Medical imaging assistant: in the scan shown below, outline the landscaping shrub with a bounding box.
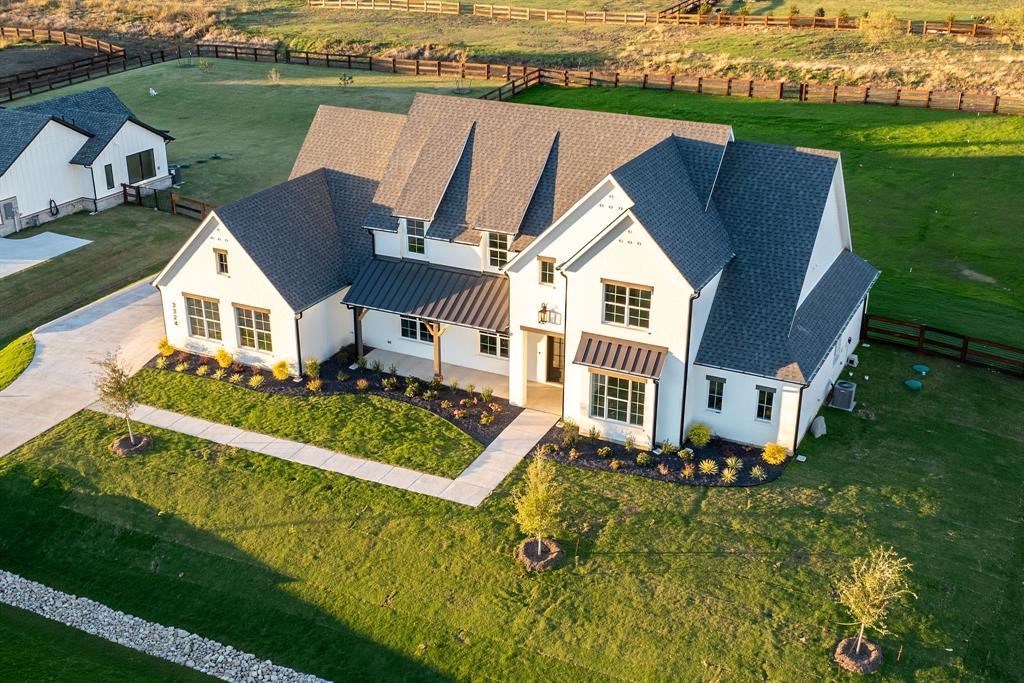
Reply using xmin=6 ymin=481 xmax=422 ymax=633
xmin=488 ymin=402 xmax=502 ymax=413
xmin=750 ymin=465 xmax=768 ymax=481
xmin=568 ymin=448 xmax=580 ymax=461
xmin=481 ymin=387 xmax=493 ymax=402
xmin=381 ymin=376 xmax=398 ymax=391
xmin=725 ymin=455 xmax=743 ymax=471
xmin=535 ymin=443 xmax=558 ymax=457
xmin=788 ymin=3 xmax=800 ymax=15
xmin=157 ymin=337 xmax=175 ymax=357
xmin=624 ymin=435 xmax=636 ymax=454
xmin=405 ymin=384 xmax=419 ymax=398
xmin=588 ymin=426 xmax=600 ymax=442
xmin=215 ymin=348 xmax=232 ymax=368
xmin=561 ymin=431 xmax=578 ymax=450
xmin=814 ymin=6 xmax=825 ymax=17
xmin=448 ymin=378 xmax=459 ymax=393
xmin=212 ymin=368 xmax=226 ymax=380
xmin=480 ymin=412 xmax=494 ymax=425
xmin=659 ymin=441 xmax=678 ymax=456
xmin=429 ymin=376 xmax=443 ymax=391
xmin=195 ymin=365 xmax=209 ymax=376
xmin=154 ymin=357 xmax=167 ymax=369
xmin=174 ymin=362 xmax=189 ymax=373
xmin=861 ymin=10 xmax=901 ymax=43
xmin=248 ymin=374 xmax=265 ymax=388
xmin=440 ymin=400 xmax=453 ymax=410
xmin=657 ymin=463 xmax=670 ymax=476
xmin=272 ymin=360 xmax=291 ymax=381
xmin=355 ymin=378 xmax=369 ymax=391
xmin=336 ymin=371 xmax=349 ymax=382
xmin=720 ymin=467 xmax=738 ymax=484
xmin=597 ymin=446 xmax=612 ymax=458
xmin=452 ymin=408 xmax=467 ymax=419
xmin=762 ymin=443 xmax=789 ymax=465
xmin=305 ymin=358 xmax=321 ymax=379
xmin=306 ymin=378 xmax=323 ymax=392
xmin=681 ymin=447 xmax=694 ymax=460
xmin=459 ymin=398 xmax=472 ymax=408
xmin=229 ymin=373 xmax=243 ymax=384
xmin=465 ymin=383 xmax=475 ymax=395
xmin=176 ymin=351 xmax=190 ymax=362
xmin=636 ymin=452 xmax=652 ymax=467
xmin=388 ymin=363 xmax=398 ymax=376
xmin=370 ymin=359 xmax=382 ymax=374
xmin=609 ymin=459 xmax=623 ymax=471
xmin=681 ymin=463 xmax=695 ymax=479
xmin=423 ymin=389 xmax=439 ymax=400
xmin=698 ymin=459 xmax=719 ymax=476
xmin=687 ymin=423 xmax=712 ymax=447
xmin=356 ymin=356 xmax=367 ymax=370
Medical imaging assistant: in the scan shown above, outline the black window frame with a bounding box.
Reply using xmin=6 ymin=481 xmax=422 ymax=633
xmin=400 ymin=315 xmax=432 ymax=342
xmin=126 ymin=148 xmax=156 ymax=184
xmin=406 ymin=219 xmax=426 ymax=255
xmin=103 ymin=163 xmax=115 ymax=190
xmin=707 ymin=376 xmax=725 ymax=412
xmin=756 ymin=386 xmax=775 ymax=422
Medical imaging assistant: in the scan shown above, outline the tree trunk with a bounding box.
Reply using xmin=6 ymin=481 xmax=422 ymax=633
xmin=125 ymin=415 xmax=134 ymax=445
xmin=855 ymin=622 xmax=865 ymax=655
xmin=536 ymin=535 xmax=542 ymax=556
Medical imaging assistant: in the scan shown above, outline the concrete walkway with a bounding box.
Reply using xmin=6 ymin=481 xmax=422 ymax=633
xmin=94 ymin=402 xmax=557 ymax=507
xmin=0 ymin=280 xmax=161 ymax=457
xmin=0 ymin=232 xmax=92 ymax=278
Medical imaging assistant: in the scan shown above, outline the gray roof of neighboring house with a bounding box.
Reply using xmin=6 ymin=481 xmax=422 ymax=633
xmin=695 ymin=140 xmax=877 ymax=383
xmin=573 ymin=332 xmax=669 ymax=379
xmin=365 ymin=93 xmax=732 ymax=250
xmin=609 ymin=136 xmax=734 ymax=290
xmin=343 ymin=257 xmax=510 ymax=332
xmin=17 ymin=86 xmax=171 ymax=166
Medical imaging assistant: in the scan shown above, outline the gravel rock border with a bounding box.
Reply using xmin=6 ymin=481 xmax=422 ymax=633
xmin=0 ymin=570 xmax=330 ymax=682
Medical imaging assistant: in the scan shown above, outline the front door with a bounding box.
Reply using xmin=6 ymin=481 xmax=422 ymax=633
xmin=546 ymin=335 xmax=564 ymax=384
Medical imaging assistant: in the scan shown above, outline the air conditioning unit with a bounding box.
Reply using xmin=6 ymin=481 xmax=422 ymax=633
xmin=830 ymin=380 xmax=857 ymax=411
xmin=846 ymin=354 xmax=859 ymax=368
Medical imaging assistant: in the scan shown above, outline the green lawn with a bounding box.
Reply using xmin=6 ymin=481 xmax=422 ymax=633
xmin=511 ymin=85 xmax=1024 ymax=344
xmin=0 ymin=604 xmax=212 ymax=682
xmin=133 ymin=368 xmax=483 ymax=478
xmin=1 ymin=344 xmax=1021 ymax=680
xmin=0 ymin=333 xmax=34 ymax=391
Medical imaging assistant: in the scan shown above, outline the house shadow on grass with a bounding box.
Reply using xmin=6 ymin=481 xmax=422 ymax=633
xmin=0 ymin=461 xmax=451 ymax=683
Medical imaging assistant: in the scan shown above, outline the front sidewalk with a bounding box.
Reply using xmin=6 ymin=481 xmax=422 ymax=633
xmin=94 ymin=402 xmax=557 ymax=507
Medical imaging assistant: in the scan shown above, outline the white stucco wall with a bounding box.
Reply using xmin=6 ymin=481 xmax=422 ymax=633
xmin=88 ymin=120 xmax=171 ymax=203
xmin=0 ymin=120 xmax=90 ymax=222
xmin=685 ymin=366 xmax=800 ymax=448
xmin=797 ymin=168 xmax=851 ymax=307
xmin=298 ymin=286 xmax=354 ymax=364
xmin=157 ymin=214 xmax=298 ymax=369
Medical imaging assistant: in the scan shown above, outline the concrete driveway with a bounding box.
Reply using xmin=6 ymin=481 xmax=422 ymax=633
xmin=0 ymin=280 xmax=162 ymax=457
xmin=0 ymin=232 xmax=92 ymax=278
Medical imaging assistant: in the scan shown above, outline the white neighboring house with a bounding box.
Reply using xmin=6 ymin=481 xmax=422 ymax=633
xmin=0 ymin=87 xmax=172 ymax=235
xmin=157 ymin=94 xmax=878 ymax=451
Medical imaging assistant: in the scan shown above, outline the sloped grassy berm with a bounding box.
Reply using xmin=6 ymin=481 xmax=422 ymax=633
xmin=132 ymin=366 xmax=483 ymax=479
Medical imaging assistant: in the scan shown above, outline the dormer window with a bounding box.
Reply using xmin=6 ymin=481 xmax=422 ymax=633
xmin=488 ymin=233 xmax=510 ymax=268
xmin=407 ymin=219 xmax=425 ymax=255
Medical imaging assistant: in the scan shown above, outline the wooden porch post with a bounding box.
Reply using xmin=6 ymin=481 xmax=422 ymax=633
xmin=353 ymin=306 xmax=367 ymax=359
xmin=423 ymin=322 xmax=449 ymax=379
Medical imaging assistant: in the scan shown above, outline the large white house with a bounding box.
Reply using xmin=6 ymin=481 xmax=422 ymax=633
xmin=155 ymin=94 xmax=878 ymax=450
xmin=0 ymin=87 xmax=173 ymax=235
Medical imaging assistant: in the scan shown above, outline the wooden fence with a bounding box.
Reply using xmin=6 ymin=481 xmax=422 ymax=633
xmin=305 ymin=0 xmax=1004 ymax=37
xmin=862 ymin=314 xmax=1024 ymax=377
xmin=170 ymin=193 xmax=215 ymax=220
xmin=0 ymin=26 xmax=125 ymax=54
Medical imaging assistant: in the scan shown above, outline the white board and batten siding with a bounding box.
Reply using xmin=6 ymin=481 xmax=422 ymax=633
xmin=89 ymin=120 xmax=172 ymax=204
xmin=0 ymin=121 xmax=88 ymax=222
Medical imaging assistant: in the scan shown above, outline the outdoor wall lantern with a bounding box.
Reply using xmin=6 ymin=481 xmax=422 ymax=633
xmin=538 ymin=304 xmax=549 ymax=324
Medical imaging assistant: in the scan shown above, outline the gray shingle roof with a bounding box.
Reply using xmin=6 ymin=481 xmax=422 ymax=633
xmin=610 ymin=136 xmax=734 ymax=290
xmin=366 ymin=93 xmax=731 ymax=248
xmin=17 ymin=87 xmax=171 ymax=165
xmin=0 ymin=110 xmax=66 ymax=176
xmin=573 ymin=332 xmax=669 ymax=379
xmin=343 ymin=257 xmax=509 ymax=332
xmin=695 ymin=140 xmax=874 ymax=383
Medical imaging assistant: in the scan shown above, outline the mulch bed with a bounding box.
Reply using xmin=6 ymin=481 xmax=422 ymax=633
xmin=834 ymin=636 xmax=883 ymax=674
xmin=535 ymin=424 xmax=791 ymax=487
xmin=110 ymin=433 xmax=152 ymax=456
xmin=517 ymin=538 xmax=562 ymax=571
xmin=145 ymin=345 xmax=522 ymax=448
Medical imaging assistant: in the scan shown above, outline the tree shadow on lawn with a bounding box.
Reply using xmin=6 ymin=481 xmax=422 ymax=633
xmin=0 ymin=461 xmax=451 ymax=683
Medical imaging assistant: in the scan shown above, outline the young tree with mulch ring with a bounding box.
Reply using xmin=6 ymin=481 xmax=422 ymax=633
xmin=834 ymin=546 xmax=916 ymax=673
xmin=513 ymin=450 xmax=563 ymax=569
xmin=95 ymin=350 xmax=149 ymax=454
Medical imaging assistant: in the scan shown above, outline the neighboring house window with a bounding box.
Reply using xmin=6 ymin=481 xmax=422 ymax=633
xmin=590 ymin=373 xmax=645 ymax=426
xmin=756 ymin=386 xmax=775 ymax=422
xmin=184 ymin=295 xmax=221 ymax=340
xmin=400 ymin=315 xmax=432 ymax=342
xmin=214 ymin=249 xmax=229 ymax=275
xmin=488 ymin=233 xmax=510 ymax=268
xmin=538 ymin=257 xmax=555 ymax=285
xmin=707 ymin=376 xmax=725 ymax=412
xmin=126 ymin=149 xmax=156 ymax=184
xmin=603 ymin=281 xmax=651 ymax=328
xmin=104 ymin=164 xmax=115 ymax=190
xmin=235 ymin=306 xmax=272 ymax=351
xmin=479 ymin=332 xmax=509 ymax=358
xmin=407 ymin=219 xmax=425 ymax=255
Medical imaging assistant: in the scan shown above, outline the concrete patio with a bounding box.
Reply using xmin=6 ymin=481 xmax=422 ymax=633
xmin=0 ymin=232 xmax=91 ymax=278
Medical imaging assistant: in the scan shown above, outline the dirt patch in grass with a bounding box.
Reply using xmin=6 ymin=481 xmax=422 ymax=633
xmin=0 ymin=42 xmax=101 ymax=78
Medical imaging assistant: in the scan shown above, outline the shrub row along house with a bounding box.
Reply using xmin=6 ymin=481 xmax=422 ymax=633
xmin=0 ymin=87 xmax=172 ymax=235
xmin=156 ymin=94 xmax=878 ymax=450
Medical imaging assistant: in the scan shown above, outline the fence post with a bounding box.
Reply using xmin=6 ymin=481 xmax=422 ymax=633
xmin=916 ymin=324 xmax=925 ymax=351
xmin=960 ymin=336 xmax=969 ymax=362
xmin=171 ymin=194 xmax=178 ymax=215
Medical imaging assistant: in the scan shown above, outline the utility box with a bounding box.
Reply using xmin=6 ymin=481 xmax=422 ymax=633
xmin=168 ymin=164 xmax=183 ymax=186
xmin=830 ymin=380 xmax=857 ymax=411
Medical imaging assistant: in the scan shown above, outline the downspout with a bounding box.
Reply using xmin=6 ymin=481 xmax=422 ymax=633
xmin=650 ymin=379 xmax=660 ymax=448
xmin=678 ymin=291 xmax=700 ymax=447
xmin=293 ymin=311 xmax=303 ymax=381
xmin=87 ymin=165 xmax=99 ymax=213
xmin=792 ymin=384 xmax=806 ymax=453
xmin=558 ymin=267 xmax=569 ymax=419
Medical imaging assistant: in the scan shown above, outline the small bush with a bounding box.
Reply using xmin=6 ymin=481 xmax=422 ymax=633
xmin=465 ymin=383 xmax=475 ymax=395
xmin=838 ymin=7 xmax=849 ymax=19
xmin=561 ymin=431 xmax=578 ymax=450
xmin=388 ymin=363 xmax=398 ymax=376
xmin=609 ymin=459 xmax=623 ymax=471
xmin=405 ymin=385 xmax=418 ymax=398
xmin=568 ymin=448 xmax=580 ymax=461
xmin=698 ymin=459 xmax=719 ymax=476
xmin=861 ymin=9 xmax=901 ymax=43
xmin=215 ymin=348 xmax=232 ymax=368
xmin=480 ymin=412 xmax=494 ymax=425
xmin=429 ymin=376 xmax=443 ymax=391
xmin=657 ymin=463 xmax=670 ymax=476
xmin=177 ymin=351 xmax=190 ymax=362
xmin=229 ymin=373 xmax=243 ymax=384
xmin=459 ymin=398 xmax=472 ymax=408
xmin=659 ymin=441 xmax=678 ymax=456
xmin=381 ymin=376 xmax=398 ymax=391
xmin=272 ymin=360 xmax=291 ymax=381
xmin=232 ymin=362 xmax=245 ymax=372
xmin=488 ymin=402 xmax=502 ymax=413
xmin=762 ymin=443 xmax=789 ymax=465
xmin=356 ymin=356 xmax=367 ymax=370
xmin=336 ymin=371 xmax=350 ymax=382
xmin=212 ymin=368 xmax=226 ymax=380
xmin=174 ymin=362 xmax=189 ymax=373
xmin=195 ymin=365 xmax=209 ymax=376
xmin=750 ymin=465 xmax=768 ymax=481
xmin=535 ymin=442 xmax=558 ymax=457
xmin=305 ymin=357 xmax=321 ymax=379
xmin=636 ymin=452 xmax=652 ymax=467
xmin=154 ymin=357 xmax=167 ymax=369
xmin=157 ymin=337 xmax=175 ymax=357
xmin=404 ymin=375 xmax=418 ymax=388
xmin=588 ymin=426 xmax=600 ymax=442
xmin=725 ymin=455 xmax=744 ymax=471
xmin=370 ymin=359 xmax=382 ymax=374
xmin=681 ymin=447 xmax=695 ymax=460
xmin=423 ymin=389 xmax=439 ymax=401
xmin=452 ymin=408 xmax=467 ymax=419
xmin=597 ymin=446 xmax=612 ymax=458
xmin=480 ymin=386 xmax=494 ymax=402
xmin=681 ymin=463 xmax=695 ymax=479
xmin=814 ymin=6 xmax=825 ymax=17
xmin=355 ymin=378 xmax=369 ymax=391
xmin=720 ymin=467 xmax=738 ymax=484
xmin=788 ymin=3 xmax=800 ymax=15
xmin=448 ymin=378 xmax=459 ymax=392
xmin=687 ymin=423 xmax=712 ymax=447
xmin=440 ymin=400 xmax=453 ymax=409
xmin=307 ymin=378 xmax=323 ymax=392
xmin=624 ymin=435 xmax=636 ymax=453
xmin=248 ymin=374 xmax=265 ymax=388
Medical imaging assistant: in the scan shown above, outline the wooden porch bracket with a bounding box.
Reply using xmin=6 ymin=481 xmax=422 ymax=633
xmin=422 ymin=322 xmax=450 ymax=378
xmin=353 ymin=306 xmax=368 ymax=359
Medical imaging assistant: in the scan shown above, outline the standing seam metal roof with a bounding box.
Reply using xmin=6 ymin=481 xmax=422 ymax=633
xmin=572 ymin=332 xmax=669 ymax=379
